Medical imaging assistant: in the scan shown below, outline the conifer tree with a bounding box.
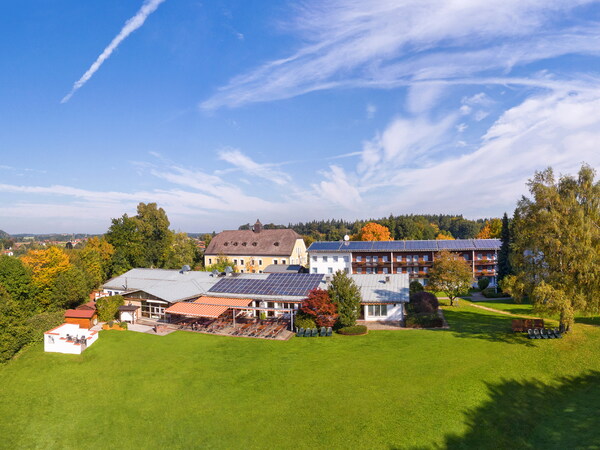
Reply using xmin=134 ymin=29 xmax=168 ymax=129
xmin=328 ymin=270 xmax=362 ymax=327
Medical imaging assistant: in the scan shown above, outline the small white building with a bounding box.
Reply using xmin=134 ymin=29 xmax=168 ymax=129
xmin=310 ymin=253 xmax=352 ymax=275
xmin=349 ymin=274 xmax=409 ymax=323
xmin=44 ymin=323 xmax=99 ymax=355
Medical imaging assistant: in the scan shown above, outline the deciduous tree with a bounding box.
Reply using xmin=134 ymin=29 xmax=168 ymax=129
xmin=21 ymin=247 xmax=72 ymax=307
xmin=300 ymin=288 xmax=338 ymax=327
xmin=96 ymin=294 xmax=125 ymax=322
xmin=500 ymin=164 xmax=600 ymax=331
xmin=428 ymin=250 xmax=473 ymax=306
xmin=355 ymin=222 xmax=392 ymax=241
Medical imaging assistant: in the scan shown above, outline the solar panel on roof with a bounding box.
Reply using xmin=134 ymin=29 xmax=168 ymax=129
xmin=346 ymin=242 xmax=374 ymax=250
xmin=308 ymin=242 xmax=343 ymax=251
xmin=370 ymin=241 xmax=403 ymax=251
xmin=209 ymin=273 xmax=324 ymax=297
xmin=473 ymin=239 xmax=501 ymax=249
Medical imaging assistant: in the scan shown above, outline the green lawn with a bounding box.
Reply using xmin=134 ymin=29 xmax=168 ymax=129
xmin=2 ymin=305 xmax=600 ymax=449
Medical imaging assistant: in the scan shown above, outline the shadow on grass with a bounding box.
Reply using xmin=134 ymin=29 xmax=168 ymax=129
xmin=441 ymin=308 xmax=535 ymax=346
xmin=576 ymin=316 xmax=600 ymax=327
xmin=441 ymin=371 xmax=600 ymax=449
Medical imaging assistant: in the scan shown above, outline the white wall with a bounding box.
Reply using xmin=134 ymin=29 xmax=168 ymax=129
xmin=309 ymin=253 xmax=351 ymax=274
xmin=363 ymin=303 xmax=404 ymax=322
xmin=44 ymin=323 xmax=99 ymax=354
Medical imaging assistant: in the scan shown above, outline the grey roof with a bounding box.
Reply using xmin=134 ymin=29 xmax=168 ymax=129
xmin=103 ymin=269 xmax=220 ymax=303
xmin=347 ymin=274 xmax=409 ymax=304
xmin=308 ymin=239 xmax=501 ymax=253
xmin=262 ymin=264 xmax=304 ymax=273
xmin=205 ymin=228 xmax=302 ymax=256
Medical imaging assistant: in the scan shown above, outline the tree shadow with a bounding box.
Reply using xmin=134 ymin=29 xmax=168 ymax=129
xmin=440 ymin=308 xmax=535 ymax=346
xmin=442 ymin=371 xmax=600 ymax=449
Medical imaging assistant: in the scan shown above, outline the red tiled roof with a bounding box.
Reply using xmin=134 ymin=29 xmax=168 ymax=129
xmin=165 ymin=297 xmax=252 ymax=318
xmin=64 ymin=309 xmax=96 ymax=319
xmin=76 ymin=301 xmax=97 ymax=310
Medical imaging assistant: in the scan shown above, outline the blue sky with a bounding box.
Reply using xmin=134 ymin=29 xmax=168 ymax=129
xmin=1 ymin=0 xmax=599 ymax=234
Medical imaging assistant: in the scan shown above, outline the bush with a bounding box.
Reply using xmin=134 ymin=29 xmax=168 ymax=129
xmin=119 ymin=321 xmax=128 ymax=330
xmin=337 ymin=325 xmax=368 ymax=335
xmin=96 ymin=295 xmax=124 ymax=322
xmin=409 ymin=281 xmax=424 ymax=295
xmin=409 ymin=291 xmax=439 ymax=314
xmin=294 ymin=313 xmax=316 ymax=330
xmin=478 ymin=277 xmax=490 ymax=291
xmin=405 ymin=313 xmax=444 ymax=328
xmin=482 ymin=288 xmax=511 ymax=298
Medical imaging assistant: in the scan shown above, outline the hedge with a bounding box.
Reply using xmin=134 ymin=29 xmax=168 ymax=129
xmin=405 ymin=313 xmax=444 ymax=329
xmin=337 ymin=325 xmax=368 ymax=335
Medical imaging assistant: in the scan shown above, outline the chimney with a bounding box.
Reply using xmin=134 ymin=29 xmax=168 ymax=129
xmin=253 ymin=219 xmax=263 ymax=233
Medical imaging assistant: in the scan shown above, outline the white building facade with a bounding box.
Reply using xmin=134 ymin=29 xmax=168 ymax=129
xmin=310 ymin=253 xmax=352 ymax=275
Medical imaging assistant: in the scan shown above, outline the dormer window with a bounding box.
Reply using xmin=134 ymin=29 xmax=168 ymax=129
xmin=252 ymin=242 xmax=258 ymax=246
xmin=233 ymin=242 xmax=238 ymax=246
xmin=242 ymin=242 xmax=247 ymax=246
xmin=274 ymin=242 xmax=280 ymax=246
xmin=224 ymin=242 xmax=229 ymax=246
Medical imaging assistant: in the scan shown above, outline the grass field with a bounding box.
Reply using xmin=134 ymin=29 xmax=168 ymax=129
xmin=1 ymin=303 xmax=600 ymax=449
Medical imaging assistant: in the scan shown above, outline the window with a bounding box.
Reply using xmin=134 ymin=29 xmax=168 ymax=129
xmin=366 ymin=256 xmax=371 ymax=263
xmin=333 ymin=256 xmax=338 ymax=262
xmin=382 ymin=255 xmax=388 ymax=262
xmin=328 ymin=267 xmax=333 ymax=274
xmin=312 ymin=268 xmax=317 ymax=274
xmin=373 ymin=256 xmax=378 ymax=263
xmin=396 ymin=267 xmax=402 ymax=273
xmin=414 ymin=255 xmax=419 ymax=262
xmin=357 ymin=268 xmax=363 ymax=274
xmin=208 ymin=258 xmax=212 ymax=264
xmin=258 ymin=259 xmax=262 ymax=266
xmin=396 ymin=255 xmax=402 ymax=262
xmin=406 ymin=255 xmax=412 ymax=263
xmin=464 ymin=253 xmax=469 ymax=260
xmin=312 ymin=256 xmax=317 ymax=261
xmin=344 ymin=268 xmax=349 ymax=274
xmin=383 ymin=267 xmax=388 ymax=274
xmin=356 ymin=256 xmax=362 ymax=262
xmin=423 ymin=255 xmax=428 ymax=262
xmin=323 ymin=256 xmax=328 ymax=262
xmin=240 ymin=259 xmax=244 ymax=265
xmin=373 ymin=268 xmax=378 ymax=274
xmin=366 ymin=267 xmax=372 ymax=274
xmin=368 ymin=304 xmax=388 ymax=317
xmin=423 ymin=266 xmax=428 ymax=273
xmin=233 ymin=259 xmax=238 ymax=265
xmin=487 ymin=254 xmax=492 ymax=260
xmin=273 ymin=259 xmax=278 ymax=265
xmin=344 ymin=256 xmax=349 ymax=262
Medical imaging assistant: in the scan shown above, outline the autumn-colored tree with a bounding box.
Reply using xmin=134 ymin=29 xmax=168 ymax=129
xmin=436 ymin=232 xmax=455 ymax=240
xmin=21 ymin=247 xmax=72 ymax=306
xmin=300 ymin=288 xmax=338 ymax=327
xmin=476 ymin=218 xmax=502 ymax=239
xmin=355 ymin=222 xmax=392 ymax=241
xmin=500 ymin=164 xmax=600 ymax=331
xmin=72 ymin=237 xmax=114 ymax=289
xmin=428 ymin=250 xmax=473 ymax=306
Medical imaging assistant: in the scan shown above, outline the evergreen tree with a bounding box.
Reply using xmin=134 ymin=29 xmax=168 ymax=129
xmin=328 ymin=270 xmax=362 ymax=327
xmin=497 ymin=212 xmax=512 ymax=285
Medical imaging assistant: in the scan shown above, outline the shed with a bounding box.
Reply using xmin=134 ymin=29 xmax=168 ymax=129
xmin=118 ymin=304 xmax=140 ymax=324
xmin=64 ymin=308 xmax=98 ymax=329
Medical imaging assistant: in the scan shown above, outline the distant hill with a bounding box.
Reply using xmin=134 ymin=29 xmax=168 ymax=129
xmin=0 ymin=230 xmax=10 ymax=239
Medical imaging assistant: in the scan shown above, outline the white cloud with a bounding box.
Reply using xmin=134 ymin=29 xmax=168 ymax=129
xmin=201 ymin=0 xmax=600 ymax=109
xmin=366 ymin=103 xmax=377 ymax=119
xmin=61 ymin=0 xmax=166 ymax=103
xmin=313 ymin=165 xmax=362 ymax=211
xmin=217 ymin=148 xmax=292 ymax=185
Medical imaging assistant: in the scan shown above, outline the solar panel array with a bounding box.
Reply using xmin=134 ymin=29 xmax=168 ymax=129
xmin=208 ymin=273 xmax=324 ymax=297
xmin=308 ymin=239 xmax=501 ymax=252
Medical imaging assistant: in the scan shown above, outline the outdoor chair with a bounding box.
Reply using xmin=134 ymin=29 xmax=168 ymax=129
xmin=320 ymin=327 xmax=326 ymax=337
xmin=302 ymin=328 xmax=311 ymax=337
xmin=553 ymin=328 xmax=563 ymax=338
xmin=311 ymin=328 xmax=318 ymax=337
xmin=539 ymin=329 xmax=549 ymax=339
xmin=533 ymin=328 xmax=542 ymax=339
xmin=527 ymin=329 xmax=535 ymax=339
xmin=326 ymin=327 xmax=332 ymax=337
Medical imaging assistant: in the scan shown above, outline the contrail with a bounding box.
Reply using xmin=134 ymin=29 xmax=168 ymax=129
xmin=61 ymin=0 xmax=167 ymax=103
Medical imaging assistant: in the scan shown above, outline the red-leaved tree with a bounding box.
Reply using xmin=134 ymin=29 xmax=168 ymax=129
xmin=301 ymin=288 xmax=338 ymax=327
